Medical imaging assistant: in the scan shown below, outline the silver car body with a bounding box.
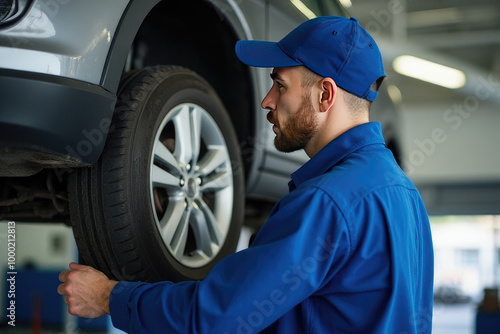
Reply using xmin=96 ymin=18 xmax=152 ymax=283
xmin=0 ymin=0 xmax=383 ymax=202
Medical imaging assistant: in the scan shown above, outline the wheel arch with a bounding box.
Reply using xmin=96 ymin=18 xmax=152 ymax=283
xmin=101 ymin=0 xmax=256 ymax=177
xmin=99 ymin=0 xmax=160 ymax=93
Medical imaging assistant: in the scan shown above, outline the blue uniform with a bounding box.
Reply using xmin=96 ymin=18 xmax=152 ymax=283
xmin=110 ymin=122 xmax=434 ymax=334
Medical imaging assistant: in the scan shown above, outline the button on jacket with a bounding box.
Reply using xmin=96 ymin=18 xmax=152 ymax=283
xmin=109 ymin=122 xmax=434 ymax=334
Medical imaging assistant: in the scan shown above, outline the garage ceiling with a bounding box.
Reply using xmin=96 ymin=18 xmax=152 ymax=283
xmin=347 ymin=0 xmax=500 ymax=104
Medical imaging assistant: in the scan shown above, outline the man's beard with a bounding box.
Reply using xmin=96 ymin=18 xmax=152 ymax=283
xmin=267 ymin=93 xmax=318 ymax=153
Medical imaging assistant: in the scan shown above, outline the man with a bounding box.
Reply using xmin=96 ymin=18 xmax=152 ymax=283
xmin=58 ymin=16 xmax=434 ymax=333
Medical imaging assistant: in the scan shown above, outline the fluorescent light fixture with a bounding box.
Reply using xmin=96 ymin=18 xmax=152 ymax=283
xmin=290 ymin=0 xmax=316 ymax=19
xmin=408 ymin=8 xmax=463 ymax=28
xmin=339 ymin=0 xmax=353 ymax=8
xmin=393 ymin=55 xmax=466 ymax=89
xmin=387 ymin=85 xmax=403 ymax=105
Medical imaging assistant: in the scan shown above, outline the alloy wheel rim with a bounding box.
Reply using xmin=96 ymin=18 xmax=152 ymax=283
xmin=149 ymin=103 xmax=234 ymax=268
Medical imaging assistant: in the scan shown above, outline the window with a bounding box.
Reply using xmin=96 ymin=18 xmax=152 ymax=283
xmin=456 ymin=249 xmax=479 ymax=266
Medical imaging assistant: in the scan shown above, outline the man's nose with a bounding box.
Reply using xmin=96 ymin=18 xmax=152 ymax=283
xmin=261 ymin=88 xmax=276 ymax=111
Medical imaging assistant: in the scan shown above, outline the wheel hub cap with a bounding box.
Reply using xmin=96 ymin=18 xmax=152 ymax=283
xmin=186 ymin=178 xmax=197 ymax=198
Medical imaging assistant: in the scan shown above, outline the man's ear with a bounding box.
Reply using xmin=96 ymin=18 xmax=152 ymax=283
xmin=318 ymin=78 xmax=337 ymax=113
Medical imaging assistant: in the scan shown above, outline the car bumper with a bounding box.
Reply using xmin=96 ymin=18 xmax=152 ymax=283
xmin=0 ymin=70 xmax=116 ymax=176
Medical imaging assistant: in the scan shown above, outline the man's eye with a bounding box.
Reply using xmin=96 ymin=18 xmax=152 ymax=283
xmin=276 ymin=82 xmax=284 ymax=89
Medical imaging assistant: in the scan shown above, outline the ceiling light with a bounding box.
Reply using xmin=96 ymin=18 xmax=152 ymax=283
xmin=387 ymin=85 xmax=403 ymax=105
xmin=408 ymin=8 xmax=463 ymax=28
xmin=393 ymin=55 xmax=466 ymax=89
xmin=339 ymin=0 xmax=352 ymax=8
xmin=290 ymin=0 xmax=316 ymax=19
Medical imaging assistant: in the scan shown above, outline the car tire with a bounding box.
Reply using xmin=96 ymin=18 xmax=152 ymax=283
xmin=68 ymin=66 xmax=244 ymax=282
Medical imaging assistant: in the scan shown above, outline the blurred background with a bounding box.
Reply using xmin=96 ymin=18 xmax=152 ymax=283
xmin=1 ymin=0 xmax=500 ymax=333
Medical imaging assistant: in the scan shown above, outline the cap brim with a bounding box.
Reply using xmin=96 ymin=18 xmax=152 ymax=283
xmin=235 ymin=40 xmax=302 ymax=68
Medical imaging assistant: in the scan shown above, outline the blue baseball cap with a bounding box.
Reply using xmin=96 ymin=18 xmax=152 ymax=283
xmin=235 ymin=16 xmax=386 ymax=102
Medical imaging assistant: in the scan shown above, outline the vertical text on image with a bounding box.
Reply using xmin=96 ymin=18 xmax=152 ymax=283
xmin=6 ymin=221 xmax=16 ymax=326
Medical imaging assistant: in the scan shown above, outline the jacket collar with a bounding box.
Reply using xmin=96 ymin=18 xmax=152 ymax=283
xmin=288 ymin=122 xmax=385 ymax=192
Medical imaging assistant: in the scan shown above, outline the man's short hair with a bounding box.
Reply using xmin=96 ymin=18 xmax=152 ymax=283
xmin=298 ymin=66 xmax=383 ymax=115
xmin=299 ymin=66 xmax=322 ymax=89
xmin=342 ymin=77 xmax=383 ymax=114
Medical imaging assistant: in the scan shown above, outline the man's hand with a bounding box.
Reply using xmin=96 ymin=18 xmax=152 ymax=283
xmin=58 ymin=262 xmax=118 ymax=318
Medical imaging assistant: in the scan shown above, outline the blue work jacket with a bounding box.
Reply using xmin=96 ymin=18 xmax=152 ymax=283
xmin=110 ymin=122 xmax=434 ymax=333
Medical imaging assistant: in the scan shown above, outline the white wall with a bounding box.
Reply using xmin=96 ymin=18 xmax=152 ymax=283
xmin=400 ymin=100 xmax=500 ymax=184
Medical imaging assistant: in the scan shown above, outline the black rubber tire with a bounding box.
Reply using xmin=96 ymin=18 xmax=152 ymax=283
xmin=68 ymin=66 xmax=244 ymax=282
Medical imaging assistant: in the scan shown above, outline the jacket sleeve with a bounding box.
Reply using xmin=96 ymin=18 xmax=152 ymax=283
xmin=109 ymin=186 xmax=351 ymax=334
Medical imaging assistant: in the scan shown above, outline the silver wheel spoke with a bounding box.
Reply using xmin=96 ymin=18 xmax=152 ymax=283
xmin=190 ymin=107 xmax=202 ymax=167
xmin=154 ymin=142 xmax=181 ymax=175
xmin=152 ymin=165 xmax=180 ymax=189
xmin=173 ymin=105 xmax=193 ymax=165
xmin=190 ymin=204 xmax=213 ymax=257
xmin=170 ymin=209 xmax=191 ymax=259
xmin=195 ymin=197 xmax=223 ymax=246
xmin=200 ymin=171 xmax=231 ymax=192
xmin=197 ymin=146 xmax=228 ymax=176
xmin=159 ymin=197 xmax=187 ymax=245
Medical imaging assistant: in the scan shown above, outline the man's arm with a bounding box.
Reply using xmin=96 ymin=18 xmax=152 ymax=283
xmin=58 ymin=262 xmax=118 ymax=318
xmin=59 ymin=186 xmax=350 ymax=333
